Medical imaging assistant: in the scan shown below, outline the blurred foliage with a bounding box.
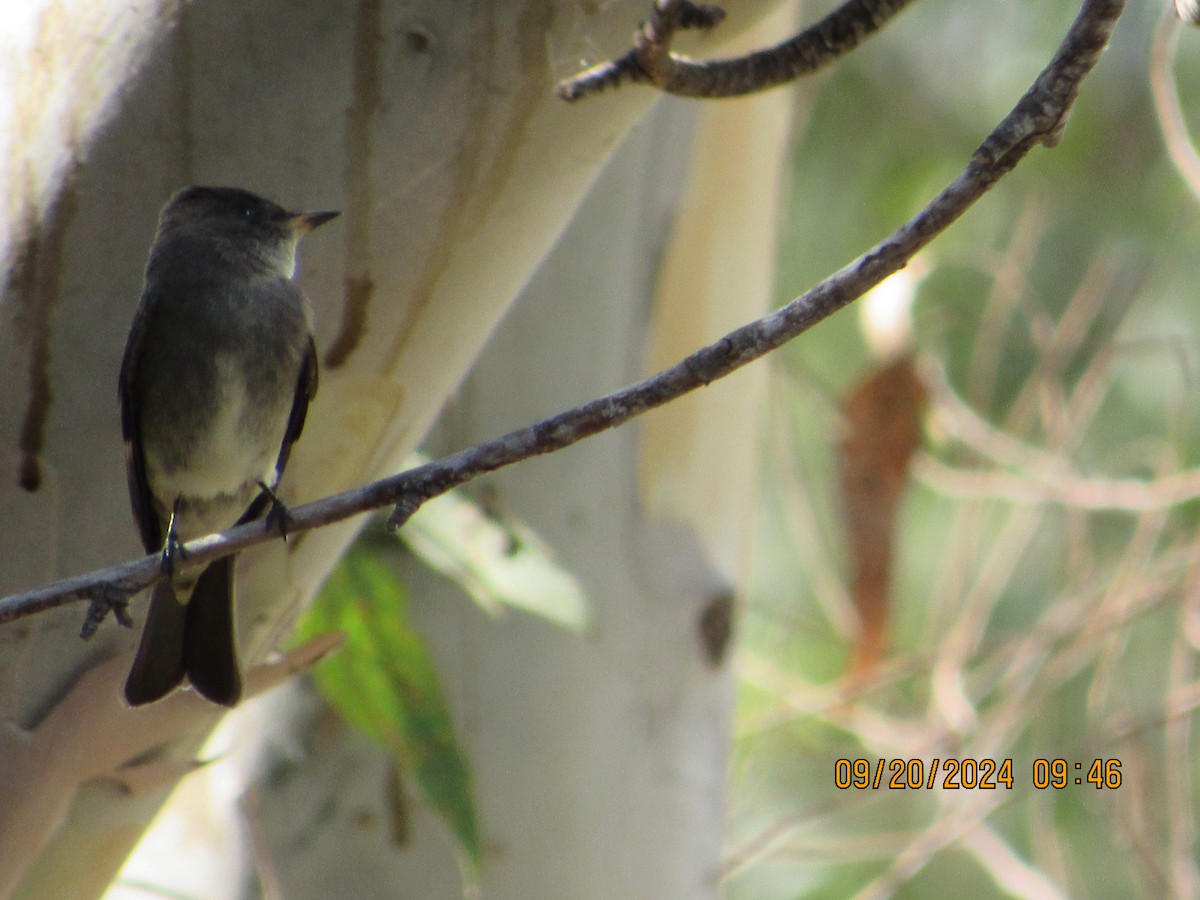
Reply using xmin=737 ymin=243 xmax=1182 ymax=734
xmin=294 ymin=477 xmax=592 ymax=872
xmin=727 ymin=1 xmax=1200 ymax=898
xmin=294 ymin=545 xmax=482 ymax=869
xmin=399 ymin=455 xmax=590 ymax=632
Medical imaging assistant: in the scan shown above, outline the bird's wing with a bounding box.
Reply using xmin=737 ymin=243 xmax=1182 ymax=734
xmin=118 ymin=292 xmax=163 ymax=555
xmin=274 ymin=330 xmax=318 ymax=480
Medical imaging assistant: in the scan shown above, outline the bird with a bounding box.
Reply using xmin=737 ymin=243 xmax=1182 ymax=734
xmin=119 ymin=185 xmax=338 ymax=706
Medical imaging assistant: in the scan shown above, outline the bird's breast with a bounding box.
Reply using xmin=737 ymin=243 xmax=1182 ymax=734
xmin=142 ymin=351 xmax=292 ymax=538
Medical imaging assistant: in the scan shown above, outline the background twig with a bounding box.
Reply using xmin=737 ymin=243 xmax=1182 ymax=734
xmin=558 ymin=0 xmax=916 ymax=101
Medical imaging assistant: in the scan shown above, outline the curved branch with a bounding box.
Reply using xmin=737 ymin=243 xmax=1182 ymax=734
xmin=1150 ymin=4 xmax=1200 ymax=200
xmin=0 ymin=0 xmax=1126 ymax=630
xmin=557 ymin=0 xmax=916 ymax=101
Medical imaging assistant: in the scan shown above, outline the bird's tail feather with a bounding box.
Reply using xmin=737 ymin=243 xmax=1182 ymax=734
xmin=184 ymin=555 xmax=242 ymax=706
xmin=123 ymin=579 xmax=187 ymax=706
xmin=123 ymin=556 xmax=243 ymax=707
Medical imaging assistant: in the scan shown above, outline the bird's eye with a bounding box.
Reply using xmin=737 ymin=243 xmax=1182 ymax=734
xmin=239 ymin=206 xmax=254 ymax=220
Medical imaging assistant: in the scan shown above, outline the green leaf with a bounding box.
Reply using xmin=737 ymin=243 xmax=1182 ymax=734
xmin=294 ymin=548 xmax=481 ymax=867
xmin=397 ymin=459 xmax=590 ymax=632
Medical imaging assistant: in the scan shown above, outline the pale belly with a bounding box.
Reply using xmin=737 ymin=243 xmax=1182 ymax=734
xmin=143 ymin=353 xmax=290 ymax=541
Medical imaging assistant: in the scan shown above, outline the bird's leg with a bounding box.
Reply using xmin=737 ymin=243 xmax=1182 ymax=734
xmin=160 ymin=498 xmax=186 ymax=576
xmin=257 ymin=480 xmax=293 ymax=542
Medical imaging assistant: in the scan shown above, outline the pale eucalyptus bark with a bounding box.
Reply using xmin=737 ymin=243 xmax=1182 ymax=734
xmin=0 ymin=0 xmax=787 ymax=896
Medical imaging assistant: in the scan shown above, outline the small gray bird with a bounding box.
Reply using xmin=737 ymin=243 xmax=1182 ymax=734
xmin=120 ymin=186 xmax=338 ymax=706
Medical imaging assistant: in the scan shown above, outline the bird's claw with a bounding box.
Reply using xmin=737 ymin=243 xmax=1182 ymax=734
xmin=159 ymin=500 xmax=187 ymax=576
xmin=258 ymin=481 xmax=293 ymax=542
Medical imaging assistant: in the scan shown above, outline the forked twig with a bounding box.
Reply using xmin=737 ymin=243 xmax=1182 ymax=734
xmin=557 ymin=0 xmax=916 ymax=101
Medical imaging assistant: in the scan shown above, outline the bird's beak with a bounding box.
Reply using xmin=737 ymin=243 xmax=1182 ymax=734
xmin=289 ymin=210 xmax=340 ymax=233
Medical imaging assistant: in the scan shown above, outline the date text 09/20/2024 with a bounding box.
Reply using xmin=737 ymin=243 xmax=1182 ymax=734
xmin=833 ymin=758 xmax=1122 ymax=791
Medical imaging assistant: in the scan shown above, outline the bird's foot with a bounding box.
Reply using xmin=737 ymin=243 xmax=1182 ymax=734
xmin=258 ymin=481 xmax=293 ymax=542
xmin=160 ymin=499 xmax=187 ymax=576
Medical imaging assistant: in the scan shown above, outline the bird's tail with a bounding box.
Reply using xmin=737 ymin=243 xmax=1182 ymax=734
xmin=123 ymin=556 xmax=242 ymax=707
xmin=124 ymin=579 xmax=187 ymax=706
xmin=184 ymin=555 xmax=242 ymax=706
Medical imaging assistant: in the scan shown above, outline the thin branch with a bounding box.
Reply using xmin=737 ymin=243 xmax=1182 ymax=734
xmin=0 ymin=0 xmax=1126 ymax=629
xmin=1150 ymin=3 xmax=1200 ymax=200
xmin=557 ymin=0 xmax=915 ymax=101
xmin=915 ymin=456 xmax=1200 ymax=512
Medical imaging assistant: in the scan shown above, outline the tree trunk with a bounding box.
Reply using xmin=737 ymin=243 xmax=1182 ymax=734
xmin=0 ymin=0 xmax=791 ymax=896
